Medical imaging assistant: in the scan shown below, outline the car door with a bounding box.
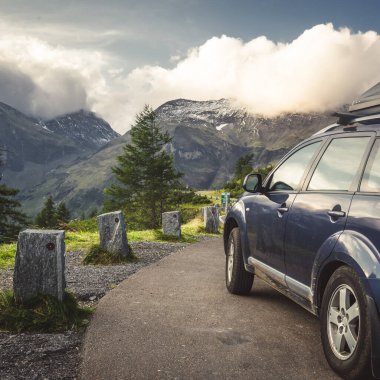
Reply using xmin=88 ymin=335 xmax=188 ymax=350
xmin=245 ymin=140 xmax=322 ymax=275
xmin=346 ymin=137 xmax=380 ymax=276
xmin=284 ymin=134 xmax=374 ymax=295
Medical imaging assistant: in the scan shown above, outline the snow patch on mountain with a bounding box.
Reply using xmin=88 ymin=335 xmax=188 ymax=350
xmin=216 ymin=123 xmax=228 ymax=131
xmin=43 ymin=110 xmax=119 ymax=149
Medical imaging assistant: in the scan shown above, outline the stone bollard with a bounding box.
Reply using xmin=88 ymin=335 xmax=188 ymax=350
xmin=97 ymin=211 xmax=129 ymax=258
xmin=162 ymin=211 xmax=181 ymax=237
xmin=13 ymin=229 xmax=66 ymax=302
xmin=199 ymin=207 xmax=205 ymax=219
xmin=204 ymin=206 xmax=219 ymax=233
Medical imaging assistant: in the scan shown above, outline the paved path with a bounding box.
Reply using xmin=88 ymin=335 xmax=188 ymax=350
xmin=80 ymin=238 xmax=338 ymax=380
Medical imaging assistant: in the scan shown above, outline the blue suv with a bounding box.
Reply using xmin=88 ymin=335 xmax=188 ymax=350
xmin=223 ymin=83 xmax=380 ymax=379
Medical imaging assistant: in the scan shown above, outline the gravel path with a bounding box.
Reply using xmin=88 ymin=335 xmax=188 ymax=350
xmin=0 ymin=240 xmax=192 ymax=380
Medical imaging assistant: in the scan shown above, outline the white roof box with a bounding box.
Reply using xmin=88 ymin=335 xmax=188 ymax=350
xmin=349 ymin=82 xmax=380 ymax=115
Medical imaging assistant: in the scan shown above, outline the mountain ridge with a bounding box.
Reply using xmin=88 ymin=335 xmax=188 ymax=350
xmin=0 ymin=103 xmax=119 ymax=195
xmin=14 ymin=98 xmax=337 ymax=217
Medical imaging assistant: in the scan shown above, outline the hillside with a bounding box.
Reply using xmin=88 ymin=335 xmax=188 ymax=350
xmin=0 ymin=104 xmax=119 ymax=195
xmin=15 ymin=99 xmax=337 ymax=217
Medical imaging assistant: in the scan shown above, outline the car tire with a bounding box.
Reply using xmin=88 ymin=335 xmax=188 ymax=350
xmin=225 ymin=227 xmax=254 ymax=295
xmin=320 ymin=266 xmax=372 ymax=380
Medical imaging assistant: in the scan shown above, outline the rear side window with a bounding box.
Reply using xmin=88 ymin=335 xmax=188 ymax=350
xmin=308 ymin=137 xmax=370 ymax=191
xmin=269 ymin=141 xmax=321 ymax=191
xmin=361 ymin=139 xmax=380 ymax=192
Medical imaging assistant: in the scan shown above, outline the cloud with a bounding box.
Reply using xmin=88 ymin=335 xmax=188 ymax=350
xmin=0 ymin=23 xmax=380 ymax=133
xmin=93 ymin=23 xmax=380 ymax=132
xmin=0 ymin=34 xmax=100 ymax=118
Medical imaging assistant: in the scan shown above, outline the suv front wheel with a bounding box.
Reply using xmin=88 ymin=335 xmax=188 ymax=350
xmin=225 ymin=227 xmax=254 ymax=294
xmin=320 ymin=266 xmax=372 ymax=380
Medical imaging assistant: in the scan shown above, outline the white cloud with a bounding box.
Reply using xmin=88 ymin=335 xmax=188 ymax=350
xmin=0 ymin=23 xmax=380 ymax=133
xmin=112 ymin=24 xmax=380 ymax=126
xmin=0 ymin=34 xmax=105 ymax=118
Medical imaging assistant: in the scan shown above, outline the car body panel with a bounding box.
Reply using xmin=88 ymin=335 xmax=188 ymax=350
xmin=245 ymin=192 xmax=297 ymax=273
xmin=284 ymin=192 xmax=353 ymax=286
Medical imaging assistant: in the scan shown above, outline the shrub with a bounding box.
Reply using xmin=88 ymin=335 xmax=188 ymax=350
xmin=82 ymin=244 xmax=136 ymax=265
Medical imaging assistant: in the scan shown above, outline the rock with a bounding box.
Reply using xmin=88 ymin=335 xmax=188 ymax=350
xmin=13 ymin=229 xmax=66 ymax=302
xmin=162 ymin=211 xmax=181 ymax=237
xmin=97 ymin=211 xmax=129 ymax=257
xmin=204 ymin=206 xmax=219 ymax=233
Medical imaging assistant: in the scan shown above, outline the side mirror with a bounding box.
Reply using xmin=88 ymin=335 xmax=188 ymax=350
xmin=243 ymin=173 xmax=263 ymax=193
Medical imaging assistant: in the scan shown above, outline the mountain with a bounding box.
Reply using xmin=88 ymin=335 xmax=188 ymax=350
xmin=44 ymin=110 xmax=119 ymax=150
xmin=16 ymin=99 xmax=337 ymax=217
xmin=0 ymin=102 xmax=119 ymax=199
xmin=155 ymin=99 xmax=336 ymax=187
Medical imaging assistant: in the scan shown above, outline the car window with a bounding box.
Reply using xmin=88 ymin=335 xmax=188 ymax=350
xmin=269 ymin=141 xmax=321 ymax=192
xmin=360 ymin=139 xmax=380 ymax=192
xmin=308 ymin=137 xmax=370 ymax=191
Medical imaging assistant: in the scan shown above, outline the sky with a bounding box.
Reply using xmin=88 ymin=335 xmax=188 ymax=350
xmin=0 ymin=0 xmax=380 ymax=133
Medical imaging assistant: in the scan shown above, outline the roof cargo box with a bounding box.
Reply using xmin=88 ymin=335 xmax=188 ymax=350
xmin=349 ymin=82 xmax=380 ymax=115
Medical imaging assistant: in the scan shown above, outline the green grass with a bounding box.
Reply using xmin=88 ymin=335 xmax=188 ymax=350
xmin=0 ymin=290 xmax=93 ymax=333
xmin=66 ymin=218 xmax=98 ymax=232
xmin=82 ymin=244 xmax=137 ymax=265
xmin=65 ymin=231 xmax=99 ymax=251
xmin=0 ymin=215 xmax=220 ymax=269
xmin=0 ymin=243 xmax=17 ymax=269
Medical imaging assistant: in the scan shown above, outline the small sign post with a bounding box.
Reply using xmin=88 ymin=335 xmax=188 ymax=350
xmin=221 ymin=192 xmax=231 ymax=214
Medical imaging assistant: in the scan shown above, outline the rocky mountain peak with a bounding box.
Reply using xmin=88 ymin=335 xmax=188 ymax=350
xmin=156 ymin=98 xmax=245 ymax=126
xmin=43 ymin=110 xmax=120 ymax=150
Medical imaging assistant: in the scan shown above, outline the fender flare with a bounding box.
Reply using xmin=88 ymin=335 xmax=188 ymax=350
xmin=223 ymin=200 xmax=251 ymax=265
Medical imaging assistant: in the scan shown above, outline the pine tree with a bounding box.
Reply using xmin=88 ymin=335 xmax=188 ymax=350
xmin=0 ymin=185 xmax=27 ymax=243
xmin=56 ymin=202 xmax=70 ymax=224
xmin=35 ymin=196 xmax=57 ymax=228
xmin=234 ymin=153 xmax=254 ymax=181
xmin=104 ymin=105 xmax=183 ymax=229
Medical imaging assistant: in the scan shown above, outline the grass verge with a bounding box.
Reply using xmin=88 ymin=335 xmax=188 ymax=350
xmin=0 ymin=216 xmax=220 ymax=269
xmin=0 ymin=290 xmax=93 ymax=333
xmin=0 ymin=243 xmax=16 ymax=269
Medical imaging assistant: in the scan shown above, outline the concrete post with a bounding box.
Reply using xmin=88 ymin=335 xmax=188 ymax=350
xmin=204 ymin=206 xmax=219 ymax=233
xmin=162 ymin=211 xmax=181 ymax=237
xmin=97 ymin=211 xmax=129 ymax=258
xmin=13 ymin=229 xmax=66 ymax=302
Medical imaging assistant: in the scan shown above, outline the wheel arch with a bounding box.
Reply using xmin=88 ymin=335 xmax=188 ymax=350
xmin=316 ymin=261 xmax=347 ymax=312
xmin=223 ymin=217 xmax=238 ymax=254
xmin=314 ymin=229 xmax=380 ymax=311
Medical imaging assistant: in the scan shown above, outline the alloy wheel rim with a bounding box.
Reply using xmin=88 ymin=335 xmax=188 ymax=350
xmin=327 ymin=284 xmax=360 ymax=360
xmin=227 ymin=241 xmax=234 ymax=283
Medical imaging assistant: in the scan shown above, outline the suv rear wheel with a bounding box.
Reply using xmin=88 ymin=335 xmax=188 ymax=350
xmin=320 ymin=266 xmax=372 ymax=380
xmin=225 ymin=227 xmax=254 ymax=294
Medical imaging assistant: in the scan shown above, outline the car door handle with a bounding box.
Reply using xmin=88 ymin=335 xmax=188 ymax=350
xmin=327 ymin=210 xmax=346 ymax=218
xmin=277 ymin=207 xmax=289 ymax=213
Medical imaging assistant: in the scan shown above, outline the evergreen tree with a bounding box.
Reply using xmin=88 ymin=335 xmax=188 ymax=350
xmin=35 ymin=196 xmax=57 ymax=228
xmin=104 ymin=105 xmax=183 ymax=229
xmin=56 ymin=202 xmax=70 ymax=224
xmin=234 ymin=153 xmax=254 ymax=181
xmin=0 ymin=185 xmax=27 ymax=243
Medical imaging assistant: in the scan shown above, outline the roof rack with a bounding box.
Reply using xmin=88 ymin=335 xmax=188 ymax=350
xmin=333 ymin=112 xmax=365 ymax=125
xmin=312 ymin=123 xmax=340 ymax=136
